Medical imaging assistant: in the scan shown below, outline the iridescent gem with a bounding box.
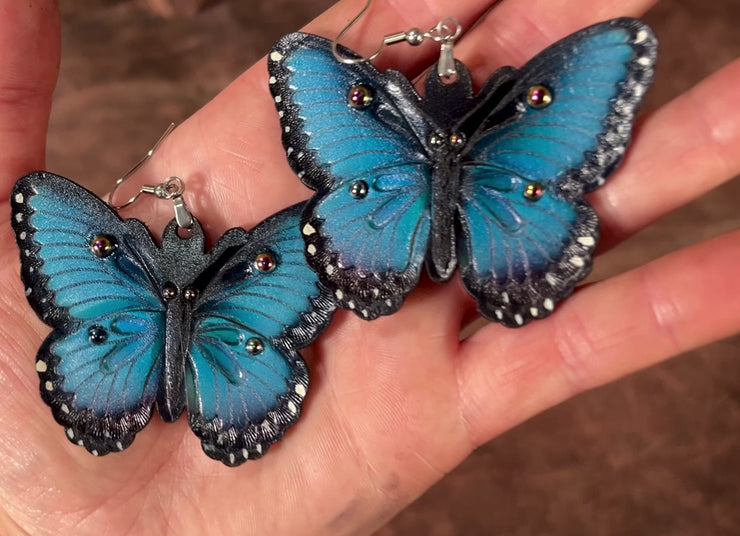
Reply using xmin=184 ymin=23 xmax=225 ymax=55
xmin=527 ymin=85 xmax=553 ymax=108
xmin=245 ymin=337 xmax=264 ymax=355
xmin=88 ymin=325 xmax=108 ymax=345
xmin=162 ymin=283 xmax=178 ymax=300
xmin=523 ymin=182 xmax=545 ymax=201
xmin=449 ymin=132 xmax=466 ymax=147
xmin=348 ymin=85 xmax=374 ymax=108
xmin=349 ymin=180 xmax=369 ymax=199
xmin=255 ymin=253 xmax=276 ymax=273
xmin=90 ymin=235 xmax=116 ymax=258
xmin=429 ymin=132 xmax=445 ymax=147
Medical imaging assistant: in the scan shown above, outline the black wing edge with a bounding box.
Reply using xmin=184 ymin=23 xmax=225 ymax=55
xmin=299 ymin=194 xmax=423 ymax=321
xmin=458 ymin=18 xmax=656 ymax=326
xmin=10 ymin=172 xmax=160 ymax=456
xmin=259 ymin=202 xmax=338 ymax=351
xmin=515 ymin=18 xmax=657 ymax=194
xmin=36 ymin=334 xmax=156 ymax=457
xmin=267 ymin=32 xmax=427 ymax=193
xmin=268 ymin=33 xmax=433 ymax=320
xmin=189 ymin=356 xmax=309 ymax=467
xmin=190 ymin=202 xmax=336 ymax=466
xmin=459 ymin=201 xmax=599 ymax=328
xmin=10 ymin=171 xmax=157 ymax=329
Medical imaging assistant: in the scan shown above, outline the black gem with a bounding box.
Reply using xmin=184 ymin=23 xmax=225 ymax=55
xmin=245 ymin=338 xmax=264 ymax=355
xmin=162 ymin=283 xmax=178 ymax=300
xmin=523 ymin=182 xmax=545 ymax=201
xmin=449 ymin=132 xmax=466 ymax=147
xmin=429 ymin=133 xmax=445 ymax=147
xmin=88 ymin=325 xmax=108 ymax=345
xmin=349 ymin=180 xmax=369 ymax=199
xmin=184 ymin=288 xmax=198 ymax=301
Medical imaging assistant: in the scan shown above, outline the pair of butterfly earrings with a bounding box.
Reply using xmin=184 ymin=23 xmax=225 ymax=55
xmin=10 ymin=5 xmax=656 ymax=466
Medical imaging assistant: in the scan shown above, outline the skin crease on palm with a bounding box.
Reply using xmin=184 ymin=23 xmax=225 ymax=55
xmin=0 ymin=0 xmax=738 ymax=534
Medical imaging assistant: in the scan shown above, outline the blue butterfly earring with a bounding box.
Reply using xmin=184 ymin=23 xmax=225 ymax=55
xmin=267 ymin=3 xmax=657 ymax=326
xmin=10 ymin=125 xmax=335 ymax=466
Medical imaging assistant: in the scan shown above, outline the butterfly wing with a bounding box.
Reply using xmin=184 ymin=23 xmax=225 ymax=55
xmin=187 ymin=203 xmax=334 ymax=466
xmin=457 ymin=18 xmax=656 ymax=326
xmin=269 ymin=33 xmax=434 ymax=319
xmin=11 ymin=172 xmax=166 ymax=455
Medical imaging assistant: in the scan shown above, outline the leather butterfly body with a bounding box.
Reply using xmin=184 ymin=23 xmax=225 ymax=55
xmin=11 ymin=172 xmax=334 ymax=466
xmin=268 ymin=18 xmax=657 ymax=326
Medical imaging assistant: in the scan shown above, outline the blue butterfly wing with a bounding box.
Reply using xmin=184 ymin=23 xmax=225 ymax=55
xmin=457 ymin=18 xmax=656 ymax=326
xmin=11 ymin=172 xmax=165 ymax=455
xmin=187 ymin=203 xmax=334 ymax=466
xmin=269 ymin=33 xmax=434 ymax=319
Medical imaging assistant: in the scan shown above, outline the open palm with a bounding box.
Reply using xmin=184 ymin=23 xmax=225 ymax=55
xmin=0 ymin=0 xmax=738 ymax=534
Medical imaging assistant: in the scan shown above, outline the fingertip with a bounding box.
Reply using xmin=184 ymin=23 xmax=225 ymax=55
xmin=0 ymin=0 xmax=61 ymax=192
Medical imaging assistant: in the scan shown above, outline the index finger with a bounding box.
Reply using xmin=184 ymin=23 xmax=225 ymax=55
xmin=0 ymin=0 xmax=60 ymax=200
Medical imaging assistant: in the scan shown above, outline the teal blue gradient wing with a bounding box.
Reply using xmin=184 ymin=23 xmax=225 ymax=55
xmin=187 ymin=203 xmax=334 ymax=466
xmin=457 ymin=19 xmax=656 ymax=326
xmin=269 ymin=33 xmax=433 ymax=319
xmin=11 ymin=172 xmax=165 ymax=455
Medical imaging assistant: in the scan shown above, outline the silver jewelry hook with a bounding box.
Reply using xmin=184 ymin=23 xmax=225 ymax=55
xmin=331 ymin=0 xmax=462 ymax=79
xmin=140 ymin=176 xmax=194 ymax=230
xmin=430 ymin=17 xmax=462 ymax=80
xmin=107 ymin=123 xmax=193 ymax=230
xmin=108 ymin=122 xmax=175 ymax=209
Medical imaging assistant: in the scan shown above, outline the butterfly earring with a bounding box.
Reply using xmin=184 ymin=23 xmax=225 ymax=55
xmin=10 ymin=125 xmax=335 ymax=466
xmin=268 ymin=3 xmax=657 ymax=326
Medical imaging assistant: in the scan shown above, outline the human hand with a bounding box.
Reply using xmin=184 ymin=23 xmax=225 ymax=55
xmin=0 ymin=0 xmax=738 ymax=535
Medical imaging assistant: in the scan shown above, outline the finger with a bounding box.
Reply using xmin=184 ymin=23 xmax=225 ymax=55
xmin=306 ymin=0 xmax=500 ymax=75
xmin=131 ymin=0 xmax=497 ymax=234
xmin=455 ymin=59 xmax=740 ymax=326
xmin=0 ymin=0 xmax=60 ymax=197
xmin=435 ymin=0 xmax=662 ymax=325
xmin=593 ymin=59 xmax=740 ymax=250
xmin=143 ymin=0 xmax=659 ymax=241
xmin=455 ymin=0 xmax=659 ymax=81
xmin=456 ymin=229 xmax=740 ymax=446
xmin=450 ymin=0 xmax=733 ymax=324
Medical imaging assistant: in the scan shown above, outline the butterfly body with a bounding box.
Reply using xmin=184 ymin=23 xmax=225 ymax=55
xmin=11 ymin=172 xmax=334 ymax=466
xmin=269 ymin=18 xmax=657 ymax=326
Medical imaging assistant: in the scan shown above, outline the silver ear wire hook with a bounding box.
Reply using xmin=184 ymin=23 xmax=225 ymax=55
xmin=332 ymin=0 xmax=462 ymax=79
xmin=429 ymin=17 xmax=462 ymax=80
xmin=139 ymin=176 xmax=194 ymax=229
xmin=108 ymin=123 xmax=175 ymax=210
xmin=108 ymin=123 xmax=194 ymax=230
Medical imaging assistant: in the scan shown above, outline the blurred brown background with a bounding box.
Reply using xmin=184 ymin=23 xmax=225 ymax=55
xmin=48 ymin=0 xmax=740 ymax=534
